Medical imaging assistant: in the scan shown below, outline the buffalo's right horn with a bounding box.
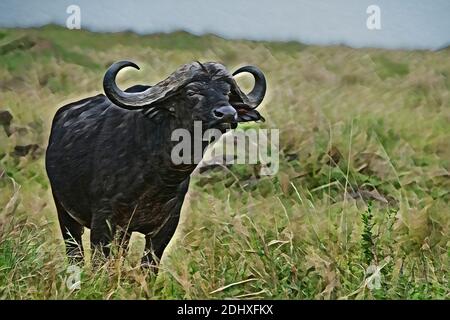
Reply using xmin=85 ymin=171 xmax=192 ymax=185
xmin=103 ymin=61 xmax=170 ymax=110
xmin=232 ymin=65 xmax=267 ymax=109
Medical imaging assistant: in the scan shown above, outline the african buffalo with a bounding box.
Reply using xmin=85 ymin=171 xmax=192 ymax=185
xmin=45 ymin=61 xmax=266 ymax=266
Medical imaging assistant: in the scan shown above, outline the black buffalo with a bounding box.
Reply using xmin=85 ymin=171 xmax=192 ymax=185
xmin=45 ymin=61 xmax=266 ymax=266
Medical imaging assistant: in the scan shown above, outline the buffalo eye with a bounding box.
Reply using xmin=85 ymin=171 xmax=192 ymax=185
xmin=186 ymin=90 xmax=202 ymax=97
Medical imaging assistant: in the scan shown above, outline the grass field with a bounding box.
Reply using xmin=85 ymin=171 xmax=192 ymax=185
xmin=0 ymin=25 xmax=448 ymax=299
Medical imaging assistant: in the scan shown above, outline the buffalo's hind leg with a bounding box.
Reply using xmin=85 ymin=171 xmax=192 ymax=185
xmin=53 ymin=195 xmax=84 ymax=263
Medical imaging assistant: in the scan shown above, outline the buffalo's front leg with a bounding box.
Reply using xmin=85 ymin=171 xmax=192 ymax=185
xmin=90 ymin=209 xmax=116 ymax=260
xmin=142 ymin=213 xmax=181 ymax=268
xmin=54 ymin=194 xmax=84 ymax=263
xmin=141 ymin=179 xmax=189 ymax=268
xmin=116 ymin=227 xmax=132 ymax=250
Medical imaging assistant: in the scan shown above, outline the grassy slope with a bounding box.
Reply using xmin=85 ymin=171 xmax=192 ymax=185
xmin=0 ymin=25 xmax=448 ymax=299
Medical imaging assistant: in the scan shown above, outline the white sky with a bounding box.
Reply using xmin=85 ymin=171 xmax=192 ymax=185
xmin=0 ymin=0 xmax=449 ymax=50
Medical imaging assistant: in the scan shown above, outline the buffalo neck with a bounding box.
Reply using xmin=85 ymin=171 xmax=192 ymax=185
xmin=139 ymin=111 xmax=205 ymax=188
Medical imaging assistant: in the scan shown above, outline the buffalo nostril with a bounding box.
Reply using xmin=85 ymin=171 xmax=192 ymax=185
xmin=213 ymin=105 xmax=237 ymax=122
xmin=214 ymin=110 xmax=224 ymax=118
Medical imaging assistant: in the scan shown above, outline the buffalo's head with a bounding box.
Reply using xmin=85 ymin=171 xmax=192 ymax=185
xmin=103 ymin=61 xmax=266 ymax=133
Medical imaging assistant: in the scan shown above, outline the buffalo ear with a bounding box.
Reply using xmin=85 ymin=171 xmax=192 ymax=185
xmin=234 ymin=104 xmax=265 ymax=122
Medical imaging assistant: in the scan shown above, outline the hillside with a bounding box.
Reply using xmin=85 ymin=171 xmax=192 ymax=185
xmin=0 ymin=25 xmax=448 ymax=299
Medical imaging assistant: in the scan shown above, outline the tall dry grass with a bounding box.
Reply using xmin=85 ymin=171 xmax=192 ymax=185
xmin=0 ymin=26 xmax=448 ymax=299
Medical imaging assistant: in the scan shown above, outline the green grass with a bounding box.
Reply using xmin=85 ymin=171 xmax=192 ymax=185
xmin=0 ymin=25 xmax=448 ymax=299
